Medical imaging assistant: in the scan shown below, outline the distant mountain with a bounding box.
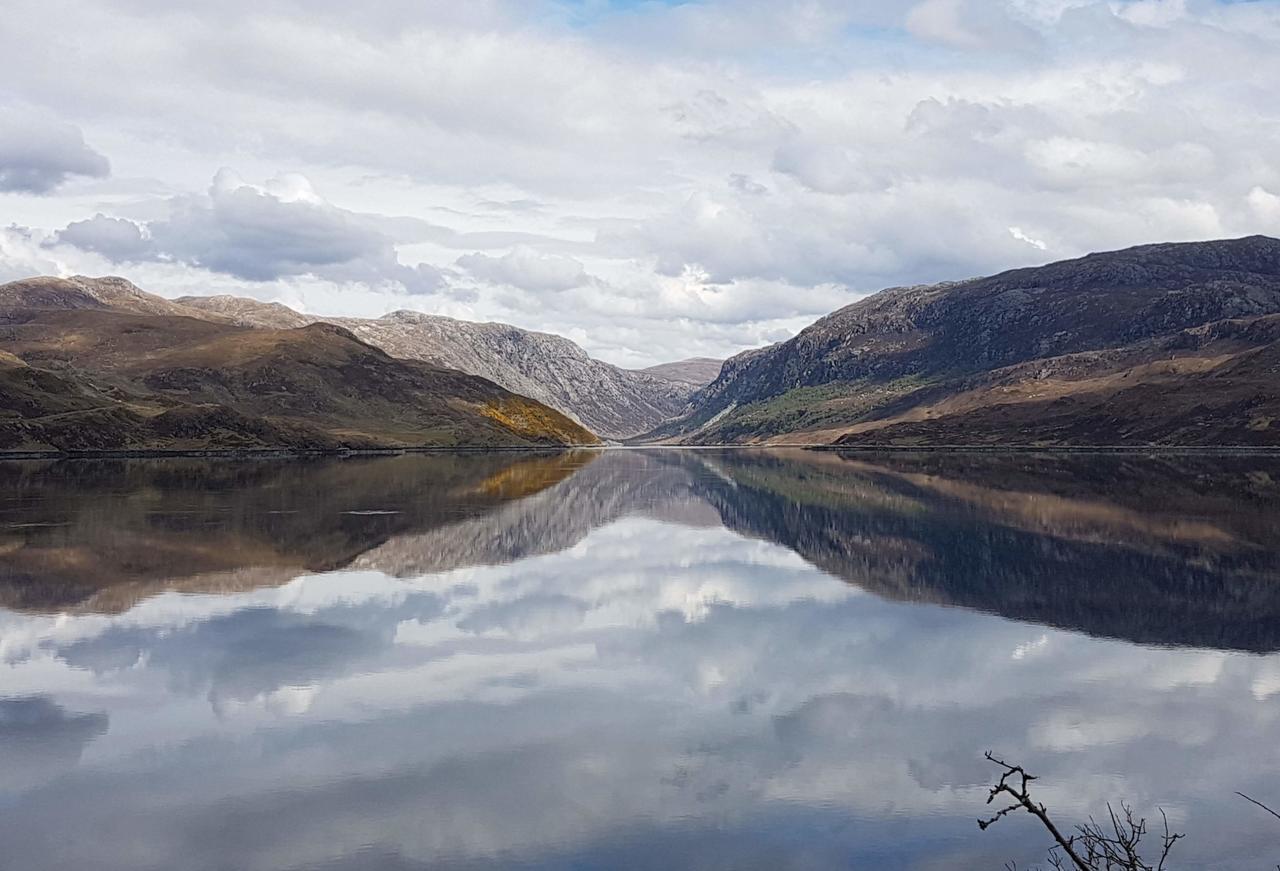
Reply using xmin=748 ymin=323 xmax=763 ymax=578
xmin=177 ymin=295 xmax=700 ymax=440
xmin=0 ymin=277 xmax=598 ymax=452
xmin=638 ymin=357 xmax=723 ymax=390
xmin=646 ymin=236 xmax=1280 ymax=446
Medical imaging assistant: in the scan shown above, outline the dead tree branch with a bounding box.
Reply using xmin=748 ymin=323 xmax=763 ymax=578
xmin=979 ymin=752 xmax=1182 ymax=871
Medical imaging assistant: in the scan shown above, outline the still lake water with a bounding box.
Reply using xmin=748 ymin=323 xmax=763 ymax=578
xmin=2 ymin=448 xmax=1280 ymax=870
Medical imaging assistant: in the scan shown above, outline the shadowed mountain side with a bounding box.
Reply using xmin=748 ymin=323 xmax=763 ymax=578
xmin=0 ymin=452 xmax=598 ymax=612
xmin=693 ymin=450 xmax=1280 ymax=652
xmin=0 ymin=278 xmax=598 ymax=450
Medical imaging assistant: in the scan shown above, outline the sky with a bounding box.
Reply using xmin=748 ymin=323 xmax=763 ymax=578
xmin=2 ymin=0 xmax=1280 ymax=367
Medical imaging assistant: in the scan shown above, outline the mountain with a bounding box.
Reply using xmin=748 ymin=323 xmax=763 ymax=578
xmin=646 ymin=236 xmax=1280 ymax=446
xmin=0 ymin=277 xmax=598 ymax=452
xmin=638 ymin=357 xmax=723 ymax=389
xmin=177 ymin=295 xmax=701 ymax=440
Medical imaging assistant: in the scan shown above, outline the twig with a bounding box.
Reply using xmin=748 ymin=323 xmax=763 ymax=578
xmin=1237 ymin=792 xmax=1280 ymax=823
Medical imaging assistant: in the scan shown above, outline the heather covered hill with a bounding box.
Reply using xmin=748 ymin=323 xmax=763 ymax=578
xmin=0 ymin=277 xmax=598 ymax=451
xmin=645 ymin=236 xmax=1280 ymax=447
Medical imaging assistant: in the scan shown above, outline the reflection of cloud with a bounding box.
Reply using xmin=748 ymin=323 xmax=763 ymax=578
xmin=55 ymin=597 xmax=446 ymax=712
xmin=1011 ymin=634 xmax=1049 ymax=660
xmin=3 ymin=454 xmax=1280 ymax=868
xmin=458 ymin=594 xmax=588 ymax=638
xmin=0 ymin=696 xmax=108 ymax=792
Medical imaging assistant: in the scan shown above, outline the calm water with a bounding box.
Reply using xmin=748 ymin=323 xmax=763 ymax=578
xmin=3 ymin=449 xmax=1280 ymax=870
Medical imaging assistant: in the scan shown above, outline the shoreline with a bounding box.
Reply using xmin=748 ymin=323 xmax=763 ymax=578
xmin=2 ymin=442 xmax=1280 ymax=460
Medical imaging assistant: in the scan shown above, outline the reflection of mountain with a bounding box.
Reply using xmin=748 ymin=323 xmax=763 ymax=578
xmin=350 ymin=450 xmax=715 ymax=576
xmin=0 ymin=451 xmax=598 ymax=612
xmin=694 ymin=450 xmax=1280 ymax=652
xmin=5 ymin=449 xmax=1280 ymax=651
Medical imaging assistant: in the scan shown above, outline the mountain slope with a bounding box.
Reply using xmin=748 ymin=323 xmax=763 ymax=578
xmin=176 ymin=295 xmax=700 ymax=440
xmin=638 ymin=357 xmax=722 ymax=389
xmin=0 ymin=278 xmax=598 ymax=451
xmin=648 ymin=236 xmax=1280 ymax=446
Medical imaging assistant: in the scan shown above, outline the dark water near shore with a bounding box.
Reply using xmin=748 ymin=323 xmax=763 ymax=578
xmin=3 ymin=449 xmax=1280 ymax=870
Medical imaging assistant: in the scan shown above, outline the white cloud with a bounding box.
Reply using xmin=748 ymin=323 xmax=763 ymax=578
xmin=0 ymin=0 xmax=1279 ymax=364
xmin=905 ymin=0 xmax=1042 ymax=50
xmin=1248 ymin=186 xmax=1280 ymax=231
xmin=1009 ymin=226 xmax=1048 ymax=250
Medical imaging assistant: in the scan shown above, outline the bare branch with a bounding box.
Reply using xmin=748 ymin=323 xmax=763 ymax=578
xmin=979 ymin=752 xmax=1183 ymax=871
xmin=1238 ymin=792 xmax=1280 ymax=824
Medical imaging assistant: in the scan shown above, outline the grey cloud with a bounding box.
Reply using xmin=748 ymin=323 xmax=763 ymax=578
xmin=456 ymin=247 xmax=589 ymax=292
xmin=0 ymin=112 xmax=109 ymax=193
xmin=54 ymin=214 xmax=152 ymax=260
xmin=54 ymin=170 xmax=446 ymax=294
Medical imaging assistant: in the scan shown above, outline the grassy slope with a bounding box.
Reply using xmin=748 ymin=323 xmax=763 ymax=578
xmin=0 ymin=303 xmax=598 ymax=451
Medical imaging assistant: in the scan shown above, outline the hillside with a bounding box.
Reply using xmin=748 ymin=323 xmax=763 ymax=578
xmin=0 ymin=277 xmax=598 ymax=452
xmin=646 ymin=236 xmax=1280 ymax=446
xmin=638 ymin=357 xmax=723 ymax=389
xmin=177 ymin=295 xmax=701 ymax=440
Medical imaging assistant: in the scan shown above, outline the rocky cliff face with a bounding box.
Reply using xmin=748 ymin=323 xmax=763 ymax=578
xmin=648 ymin=236 xmax=1280 ymax=446
xmin=178 ymin=297 xmax=698 ymax=440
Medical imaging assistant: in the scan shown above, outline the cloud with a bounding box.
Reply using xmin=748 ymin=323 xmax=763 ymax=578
xmin=54 ymin=214 xmax=152 ymax=260
xmin=1008 ymin=226 xmax=1048 ymax=250
xmin=771 ymin=140 xmax=885 ymax=196
xmin=905 ymin=0 xmax=1042 ymax=50
xmin=0 ymin=226 xmax=62 ymax=282
xmin=0 ymin=110 xmax=109 ymax=193
xmin=456 ymin=246 xmax=589 ymax=292
xmin=1248 ymin=186 xmax=1280 ymax=231
xmin=4 ymin=0 xmax=1280 ymax=365
xmin=53 ymin=170 xmax=446 ymax=294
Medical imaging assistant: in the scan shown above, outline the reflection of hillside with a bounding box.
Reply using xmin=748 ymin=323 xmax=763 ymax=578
xmin=6 ymin=449 xmax=1280 ymax=651
xmin=697 ymin=450 xmax=1280 ymax=652
xmin=0 ymin=451 xmax=597 ymax=612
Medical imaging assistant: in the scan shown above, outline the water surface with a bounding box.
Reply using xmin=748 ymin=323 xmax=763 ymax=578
xmin=3 ymin=449 xmax=1280 ymax=869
